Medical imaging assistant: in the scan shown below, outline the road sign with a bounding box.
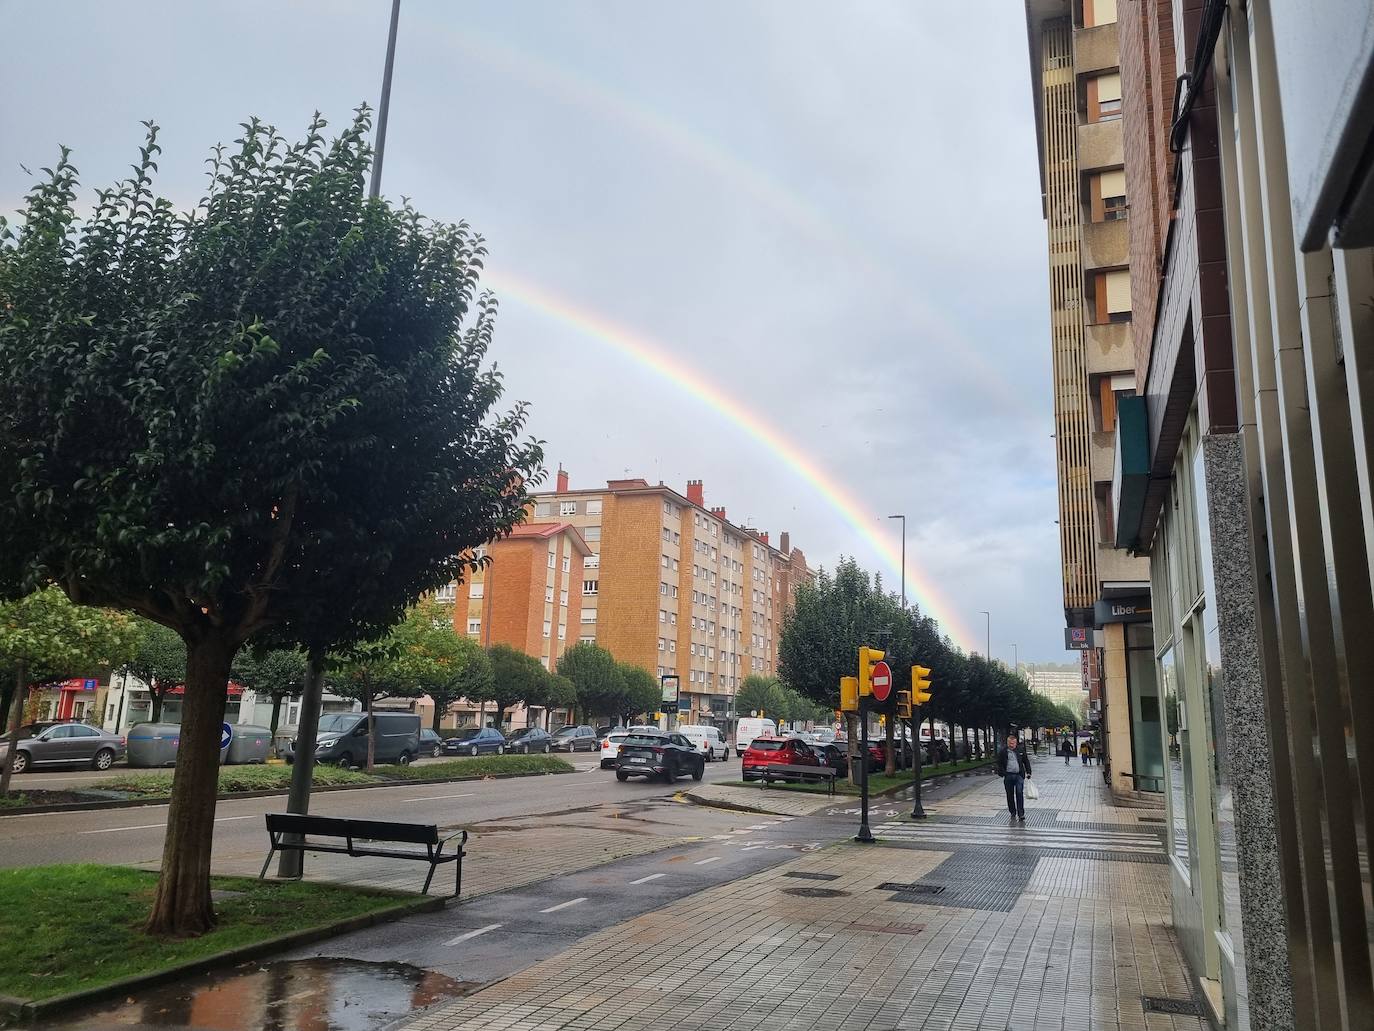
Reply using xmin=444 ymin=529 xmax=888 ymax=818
xmin=220 ymin=722 xmax=233 ymax=750
xmin=870 ymin=660 xmax=893 ymax=703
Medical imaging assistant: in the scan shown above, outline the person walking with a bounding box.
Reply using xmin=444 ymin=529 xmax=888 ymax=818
xmin=996 ymin=731 xmax=1032 ymax=822
xmin=1080 ymin=739 xmax=1092 ymax=765
xmin=1063 ymin=738 xmax=1072 ymax=765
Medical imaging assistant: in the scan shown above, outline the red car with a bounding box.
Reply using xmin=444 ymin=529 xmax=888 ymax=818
xmin=741 ymin=737 xmax=824 ymax=782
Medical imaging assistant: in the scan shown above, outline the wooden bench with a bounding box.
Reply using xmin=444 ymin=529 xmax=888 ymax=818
xmin=260 ymin=813 xmax=467 ymax=897
xmin=758 ymin=764 xmax=839 ymax=795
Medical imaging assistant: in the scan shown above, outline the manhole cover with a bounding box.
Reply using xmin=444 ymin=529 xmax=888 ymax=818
xmin=1142 ymin=996 xmax=1203 ymax=1016
xmin=781 ymin=886 xmax=850 ymax=898
xmin=878 ymin=881 xmax=945 ymax=895
xmin=785 ymin=871 xmax=841 ymax=881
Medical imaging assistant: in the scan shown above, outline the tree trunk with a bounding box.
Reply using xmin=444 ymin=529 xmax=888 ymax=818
xmin=478 ymin=700 xmax=486 ymax=729
xmin=268 ymin=693 xmax=283 ymax=737
xmin=883 ymin=716 xmax=896 ymax=776
xmin=279 ymin=647 xmax=326 ymax=879
xmin=961 ymin=725 xmax=970 ymax=762
xmin=150 ymin=683 xmax=164 ymax=723
xmin=145 ymin=634 xmax=233 ymax=937
xmin=432 ymin=698 xmax=445 ymax=733
xmin=1 ymin=661 xmax=27 ymax=798
xmin=364 ymin=681 xmax=375 ymax=771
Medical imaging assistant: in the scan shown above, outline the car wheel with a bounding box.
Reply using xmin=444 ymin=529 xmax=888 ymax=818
xmin=470 ymin=745 xmax=479 ymax=756
xmin=11 ymin=751 xmax=29 ymax=774
xmin=543 ymin=743 xmax=551 ymax=754
xmin=616 ymin=770 xmax=629 ymax=782
xmin=337 ymin=753 xmax=353 ymax=769
xmin=433 ymin=745 xmax=442 ymax=758
xmin=397 ymin=751 xmax=413 ymax=766
xmin=497 ymin=745 xmax=505 ymax=755
xmin=92 ymin=748 xmax=116 ymax=771
xmin=692 ymin=762 xmax=704 ymax=782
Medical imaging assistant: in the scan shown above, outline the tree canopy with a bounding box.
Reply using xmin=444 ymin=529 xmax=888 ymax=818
xmin=390 ymin=599 xmax=491 ymax=730
xmin=556 ymin=643 xmax=625 ymax=720
xmin=618 ymin=663 xmax=660 ymax=722
xmin=120 ymin=618 xmax=189 ymax=724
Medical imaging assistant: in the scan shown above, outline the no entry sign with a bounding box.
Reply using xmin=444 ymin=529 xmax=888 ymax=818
xmin=870 ymin=660 xmax=893 ymax=703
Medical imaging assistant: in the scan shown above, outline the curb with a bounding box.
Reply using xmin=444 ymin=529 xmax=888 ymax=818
xmin=0 ymin=888 xmax=445 ymax=1026
xmin=0 ymin=764 xmax=576 ymax=817
xmin=682 ymin=762 xmax=994 ymax=815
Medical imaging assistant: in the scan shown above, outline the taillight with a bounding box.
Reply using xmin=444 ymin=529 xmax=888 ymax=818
xmin=653 ymin=747 xmax=665 ymax=755
xmin=601 ymin=740 xmax=609 ymax=748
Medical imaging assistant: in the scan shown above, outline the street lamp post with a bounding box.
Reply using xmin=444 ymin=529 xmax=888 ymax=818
xmin=888 ymin=515 xmax=906 ymax=610
xmin=979 ymin=610 xmax=991 ymax=661
xmin=369 ymin=0 xmax=403 ymax=201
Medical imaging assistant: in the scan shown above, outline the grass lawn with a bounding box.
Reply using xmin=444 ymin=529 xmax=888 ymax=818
xmin=0 ymin=793 xmax=29 ymax=809
xmin=0 ymin=865 xmax=409 ymax=1002
xmin=725 ymin=758 xmax=992 ymax=796
xmin=378 ymin=754 xmax=573 ymax=780
xmin=104 ymin=763 xmax=374 ymax=798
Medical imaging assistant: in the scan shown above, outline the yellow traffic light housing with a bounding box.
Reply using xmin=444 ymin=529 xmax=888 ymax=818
xmin=896 ymin=689 xmax=912 ymax=720
xmin=840 ymin=676 xmax=859 ymax=713
xmin=858 ymin=646 xmax=886 ymax=697
xmin=912 ymin=665 xmax=933 ymax=706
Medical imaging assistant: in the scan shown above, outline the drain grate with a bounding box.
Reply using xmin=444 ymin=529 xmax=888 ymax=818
xmin=878 ymin=881 xmax=946 ymax=895
xmin=781 ymin=886 xmax=849 ymax=898
xmin=1142 ymin=996 xmax=1203 ymax=1016
xmin=785 ymin=871 xmax=841 ymax=881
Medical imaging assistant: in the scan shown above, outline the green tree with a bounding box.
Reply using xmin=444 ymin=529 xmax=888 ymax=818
xmin=230 ymin=646 xmax=306 ymax=740
xmin=0 ymin=114 xmax=542 ymax=933
xmin=557 ymin=643 xmax=625 ymax=720
xmin=539 ymin=674 xmax=578 ymax=728
xmin=486 ymin=644 xmax=549 ymax=729
xmin=330 ymin=637 xmax=421 ymax=768
xmin=618 ymin=663 xmax=660 ymax=724
xmin=1 ymin=588 xmax=140 ymax=795
xmin=391 ymin=599 xmax=491 ymax=730
xmin=120 ymin=619 xmax=188 ymax=724
xmin=736 ymin=675 xmax=787 ymax=721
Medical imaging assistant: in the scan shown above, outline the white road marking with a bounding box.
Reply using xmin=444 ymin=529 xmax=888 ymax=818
xmin=629 ymin=873 xmax=666 ymax=885
xmin=540 ymin=897 xmax=587 ymax=913
xmin=81 ymin=814 xmax=253 ymax=835
xmin=400 ymin=792 xmax=474 ymax=803
xmin=693 ymin=856 xmax=722 ymax=865
xmin=443 ymin=923 xmax=502 ymax=946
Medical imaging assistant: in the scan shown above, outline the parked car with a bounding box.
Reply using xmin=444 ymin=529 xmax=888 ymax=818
xmin=614 ymin=732 xmax=705 ymax=783
xmin=677 ymin=724 xmax=730 ymax=762
xmin=419 ymin=728 xmax=443 ymax=758
xmin=506 ymin=726 xmax=553 ymax=754
xmin=876 ymin=737 xmax=914 ymax=770
xmin=733 ymin=717 xmax=778 ymax=757
xmin=0 ymin=723 xmax=126 ymax=773
xmin=741 ymin=736 xmax=824 ymax=782
xmin=16 ymin=721 xmax=60 ymax=741
xmin=550 ymin=724 xmax=598 ymax=752
xmin=442 ymin=726 xmax=507 ymax=756
xmin=809 ymin=727 xmax=838 ymax=746
xmin=814 ymin=742 xmax=849 ymax=776
xmin=309 ymin=712 xmax=422 ymax=767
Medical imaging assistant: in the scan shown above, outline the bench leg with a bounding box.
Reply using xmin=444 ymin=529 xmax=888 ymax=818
xmin=421 ymin=861 xmax=437 ymax=896
xmin=454 ymin=850 xmax=462 ymax=899
xmin=258 ymin=845 xmax=277 ymax=880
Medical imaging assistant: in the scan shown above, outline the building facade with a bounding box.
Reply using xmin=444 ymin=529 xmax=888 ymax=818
xmin=1026 ymin=0 xmax=1161 ymax=802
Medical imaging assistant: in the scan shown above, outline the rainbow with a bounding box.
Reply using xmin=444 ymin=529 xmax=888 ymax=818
xmin=486 ymin=269 xmax=978 ymax=652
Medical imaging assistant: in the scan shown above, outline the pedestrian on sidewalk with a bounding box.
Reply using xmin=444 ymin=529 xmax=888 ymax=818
xmin=1080 ymin=739 xmax=1093 ymax=766
xmin=996 ymin=731 xmax=1032 ymax=822
xmin=1062 ymin=738 xmax=1072 ymax=765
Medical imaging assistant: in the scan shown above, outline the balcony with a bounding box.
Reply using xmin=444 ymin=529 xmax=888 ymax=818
xmin=1074 ymin=22 xmax=1120 ymax=75
xmin=1083 ymin=321 xmax=1134 ymax=375
xmin=1096 ymin=541 xmax=1151 ymax=584
xmin=1078 ymin=119 xmax=1123 ymax=172
xmin=1082 ymin=218 xmax=1128 ymax=271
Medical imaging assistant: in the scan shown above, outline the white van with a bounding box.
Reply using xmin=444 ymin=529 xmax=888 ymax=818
xmin=733 ymin=717 xmax=778 ymax=758
xmin=678 ymin=725 xmax=729 ymax=762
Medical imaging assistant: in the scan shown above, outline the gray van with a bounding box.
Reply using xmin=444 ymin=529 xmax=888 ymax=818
xmin=310 ymin=711 xmax=421 ymax=767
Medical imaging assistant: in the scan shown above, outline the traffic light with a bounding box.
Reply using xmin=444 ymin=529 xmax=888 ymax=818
xmin=911 ymin=665 xmax=933 ymax=706
xmin=840 ymin=676 xmax=859 ymax=713
xmin=858 ymin=646 xmax=886 ymax=697
xmin=896 ymin=689 xmax=912 ymax=720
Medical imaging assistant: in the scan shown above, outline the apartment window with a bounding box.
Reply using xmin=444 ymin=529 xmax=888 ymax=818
xmin=671 ymin=586 xmax=679 ymax=599
xmin=535 ymin=502 xmax=552 ymax=517
xmin=548 ymin=551 xmax=556 ymax=569
xmin=584 ymin=553 xmax=599 ymax=570
xmin=1083 ymin=0 xmax=1117 ymax=27
xmin=660 ymin=609 xmax=667 ymax=622
xmin=671 ymin=559 xmax=679 ymax=571
xmin=690 ymin=643 xmax=697 ymax=656
xmin=581 ymin=610 xmax=597 ymax=623
xmin=1086 ymin=72 xmax=1122 ymax=122
xmin=708 ymin=647 xmax=715 ymax=660
xmin=663 ymin=501 xmax=671 ymax=515
xmin=542 ymin=621 xmax=551 ymax=639
xmin=434 ymin=582 xmax=458 ymax=602
xmin=546 ymin=586 xmax=555 ymax=603
xmin=673 ymin=532 xmax=680 ymax=544
xmin=668 ymin=640 xmax=676 ymax=653
xmin=584 ymin=526 xmax=601 ymax=541
xmin=467 ymin=619 xmax=481 ymax=635
xmin=663 ymin=555 xmax=671 ymax=568
xmin=558 ymin=623 xmax=567 ymax=641
xmin=586 ymin=499 xmax=602 ymax=516
xmin=1089 ymin=268 xmax=1132 ymax=324
xmin=560 ymin=588 xmax=569 ymax=606
xmin=469 ymin=583 xmax=484 ymax=599
xmin=583 ymin=580 xmax=598 ymax=595
xmin=1089 ymin=169 xmax=1127 ymax=223
xmin=560 ymin=501 xmax=577 ymax=517
xmin=581 ymin=635 xmax=596 ymax=644
xmin=661 ymin=582 xmax=670 ymax=596
xmin=659 ymin=638 xmax=666 ymax=651
xmin=562 ymin=555 xmax=571 ymax=573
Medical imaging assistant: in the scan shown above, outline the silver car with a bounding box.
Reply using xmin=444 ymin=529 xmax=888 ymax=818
xmin=1 ymin=722 xmax=126 ymax=773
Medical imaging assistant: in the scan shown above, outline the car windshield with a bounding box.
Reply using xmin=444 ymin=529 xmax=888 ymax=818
xmin=622 ymin=734 xmax=666 ymax=746
xmin=508 ymin=727 xmax=536 ymax=739
xmin=552 ymin=726 xmax=579 ymax=737
xmin=453 ymin=728 xmax=480 ymax=741
xmin=317 ymin=714 xmax=362 ymax=734
xmin=607 ymin=733 xmax=628 ymax=742
xmin=747 ymin=739 xmax=785 ymax=752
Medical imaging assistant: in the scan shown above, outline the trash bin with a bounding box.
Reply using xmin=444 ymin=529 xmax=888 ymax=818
xmin=125 ymin=722 xmax=182 ymax=768
xmin=226 ymin=724 xmax=272 ymax=765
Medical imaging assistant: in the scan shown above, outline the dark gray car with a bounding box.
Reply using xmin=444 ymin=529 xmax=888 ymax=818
xmin=2 ymin=723 xmax=126 ymax=773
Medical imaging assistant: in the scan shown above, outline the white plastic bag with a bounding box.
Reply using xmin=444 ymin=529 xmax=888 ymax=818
xmin=1025 ymin=779 xmax=1040 ymax=801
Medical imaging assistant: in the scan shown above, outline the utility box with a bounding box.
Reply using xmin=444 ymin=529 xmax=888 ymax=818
xmin=225 ymin=725 xmax=272 ymax=765
xmin=125 ymin=722 xmax=182 ymax=768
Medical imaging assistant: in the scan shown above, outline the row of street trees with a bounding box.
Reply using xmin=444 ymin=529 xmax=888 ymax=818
xmin=778 ymin=558 xmax=1079 ymax=779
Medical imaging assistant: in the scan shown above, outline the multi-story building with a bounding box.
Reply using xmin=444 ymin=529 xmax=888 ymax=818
xmin=520 ymin=469 xmax=809 ymax=730
xmin=1022 ymin=664 xmax=1088 ymax=716
xmin=1025 ymin=0 xmax=1161 ymax=803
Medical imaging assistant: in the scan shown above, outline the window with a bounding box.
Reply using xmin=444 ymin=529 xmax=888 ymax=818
xmin=586 ymin=499 xmax=602 ymax=516
xmin=1087 ymin=72 xmax=1122 ymax=122
xmin=669 ymin=612 xmax=677 ymax=625
xmin=584 ymin=553 xmax=599 ymax=569
xmin=467 ymin=619 xmax=481 ymax=635
xmin=1089 ymin=268 xmax=1132 ymax=324
xmin=671 ymin=586 xmax=679 ymax=599
xmin=660 ymin=609 xmax=667 ymax=622
xmin=546 ymin=586 xmax=555 ymax=603
xmin=661 ymin=582 xmax=670 ymax=596
xmin=560 ymin=501 xmax=577 ymax=517
xmin=1089 ymin=169 xmax=1127 ymax=222
xmin=535 ymin=502 xmax=552 ymax=517
xmin=659 ymin=638 xmax=666 ymax=651
xmin=469 ymin=583 xmax=484 ymax=599
xmin=663 ymin=555 xmax=671 ymax=568
xmin=558 ymin=624 xmax=566 ymax=640
xmin=708 ymin=647 xmax=715 ymax=660
xmin=662 ymin=528 xmax=672 ymax=542
xmin=434 ymin=582 xmax=458 ymax=602
xmin=672 ymin=532 xmax=680 ymax=544
xmin=562 ymin=555 xmax=571 ymax=573
xmin=1083 ymin=0 xmax=1117 ymax=27
xmin=671 ymin=559 xmax=679 ymax=571
xmin=548 ymin=551 xmax=557 ymax=568
xmin=690 ymin=643 xmax=697 ymax=656
xmin=581 ymin=635 xmax=596 ymax=644
xmin=582 ymin=610 xmax=597 ymax=623
xmin=584 ymin=526 xmax=601 ymax=541
xmin=663 ymin=500 xmax=672 ymax=515
xmin=583 ymin=580 xmax=598 ymax=595
xmin=542 ymin=621 xmax=551 ymax=638
xmin=668 ymin=640 xmax=676 ymax=653
xmin=560 ymin=589 xmax=569 ymax=606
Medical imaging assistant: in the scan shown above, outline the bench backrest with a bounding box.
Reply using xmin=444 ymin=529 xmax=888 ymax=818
xmin=764 ymin=762 xmax=837 ymax=775
xmin=266 ymin=812 xmax=439 ymax=845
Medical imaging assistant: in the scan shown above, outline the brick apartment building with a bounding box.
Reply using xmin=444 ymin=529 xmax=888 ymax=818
xmin=449 ymin=469 xmax=809 ymax=731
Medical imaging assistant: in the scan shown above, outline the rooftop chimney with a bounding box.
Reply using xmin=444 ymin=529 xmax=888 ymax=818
xmin=780 ymin=531 xmax=790 ymax=554
xmin=760 ymin=532 xmax=769 ymax=546
xmin=556 ymin=466 xmax=569 ymax=493
xmin=710 ymin=506 xmax=726 ymax=522
xmin=686 ymin=479 xmax=704 ymax=507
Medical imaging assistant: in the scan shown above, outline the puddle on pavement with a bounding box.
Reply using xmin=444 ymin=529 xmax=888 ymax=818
xmin=48 ymin=958 xmax=475 ymax=1031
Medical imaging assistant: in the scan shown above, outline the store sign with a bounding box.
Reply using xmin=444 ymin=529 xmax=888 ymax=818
xmin=1064 ymin=627 xmax=1093 ymax=650
xmin=1093 ymin=597 xmax=1152 ymax=624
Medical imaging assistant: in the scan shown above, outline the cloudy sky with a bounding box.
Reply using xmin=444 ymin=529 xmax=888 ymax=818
xmin=2 ymin=1 xmax=1069 ymax=663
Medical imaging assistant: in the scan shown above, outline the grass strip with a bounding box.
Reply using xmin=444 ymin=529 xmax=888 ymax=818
xmin=0 ymin=865 xmax=405 ymax=1002
xmin=376 ymin=754 xmax=573 ymax=780
xmin=104 ymin=763 xmax=373 ymax=797
xmin=723 ymin=758 xmax=992 ymax=796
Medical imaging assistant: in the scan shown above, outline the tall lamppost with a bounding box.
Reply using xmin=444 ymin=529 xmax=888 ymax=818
xmin=888 ymin=515 xmax=906 ymax=610
xmin=369 ymin=0 xmax=403 ymax=200
xmin=979 ymin=610 xmax=991 ymax=660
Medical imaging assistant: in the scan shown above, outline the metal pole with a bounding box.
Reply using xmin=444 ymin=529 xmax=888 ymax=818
xmin=889 ymin=515 xmax=906 ymax=610
xmin=910 ymin=707 xmax=926 ymax=818
xmin=980 ymin=610 xmax=991 ymax=661
xmin=368 ymin=0 xmax=403 ymax=201
xmin=855 ymin=698 xmax=875 ymax=843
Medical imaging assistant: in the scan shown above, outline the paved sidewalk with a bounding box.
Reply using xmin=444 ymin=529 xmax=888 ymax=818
xmin=405 ymin=759 xmax=1201 ymax=1031
xmin=684 ymin=782 xmax=841 ymax=817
